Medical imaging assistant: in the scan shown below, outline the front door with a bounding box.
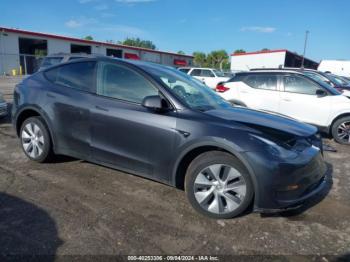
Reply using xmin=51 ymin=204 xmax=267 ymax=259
xmin=279 ymin=74 xmax=331 ymax=127
xmin=91 ymin=61 xmax=177 ymax=181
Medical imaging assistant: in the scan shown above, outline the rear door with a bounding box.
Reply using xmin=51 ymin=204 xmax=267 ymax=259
xmin=239 ymin=73 xmax=280 ymax=112
xmin=43 ymin=61 xmax=97 ymax=157
xmin=91 ymin=61 xmax=177 ymax=181
xmin=279 ymin=74 xmax=331 ymax=127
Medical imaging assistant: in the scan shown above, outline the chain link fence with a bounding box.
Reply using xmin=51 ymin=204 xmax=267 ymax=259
xmin=0 ymin=53 xmax=44 ymax=77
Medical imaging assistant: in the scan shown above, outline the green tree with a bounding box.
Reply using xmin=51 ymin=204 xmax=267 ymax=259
xmin=177 ymin=50 xmax=185 ymax=55
xmin=118 ymin=37 xmax=156 ymax=50
xmin=207 ymin=50 xmax=229 ymax=70
xmin=233 ymin=49 xmax=246 ymax=54
xmin=83 ymin=35 xmax=94 ymax=40
xmin=261 ymin=48 xmax=270 ymax=51
xmin=192 ymin=52 xmax=207 ymax=67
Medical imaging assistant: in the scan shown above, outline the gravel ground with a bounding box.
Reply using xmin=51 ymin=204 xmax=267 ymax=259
xmin=0 ymin=78 xmax=350 ymax=260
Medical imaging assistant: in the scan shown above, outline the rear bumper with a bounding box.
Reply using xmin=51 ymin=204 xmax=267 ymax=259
xmin=0 ymin=102 xmax=7 ymax=117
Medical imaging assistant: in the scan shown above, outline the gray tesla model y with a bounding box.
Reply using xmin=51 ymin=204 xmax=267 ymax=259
xmin=12 ymin=57 xmax=328 ymax=218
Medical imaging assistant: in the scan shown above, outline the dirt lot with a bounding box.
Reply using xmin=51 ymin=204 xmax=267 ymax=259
xmin=0 ymin=78 xmax=350 ymax=260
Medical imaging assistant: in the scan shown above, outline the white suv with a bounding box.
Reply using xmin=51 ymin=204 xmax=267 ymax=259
xmin=217 ymin=70 xmax=350 ymax=144
xmin=178 ymin=67 xmax=230 ymax=89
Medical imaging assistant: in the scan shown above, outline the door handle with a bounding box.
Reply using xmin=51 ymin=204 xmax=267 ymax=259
xmin=95 ymin=105 xmax=109 ymax=112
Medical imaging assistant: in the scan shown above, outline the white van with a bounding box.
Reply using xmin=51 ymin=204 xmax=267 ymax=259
xmin=318 ymin=60 xmax=350 ymax=77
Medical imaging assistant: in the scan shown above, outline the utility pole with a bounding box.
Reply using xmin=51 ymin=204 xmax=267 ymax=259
xmin=301 ymin=30 xmax=309 ymax=68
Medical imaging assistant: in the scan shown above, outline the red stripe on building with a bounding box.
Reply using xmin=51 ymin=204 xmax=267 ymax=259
xmin=124 ymin=53 xmax=140 ymax=60
xmin=174 ymin=59 xmax=187 ymax=66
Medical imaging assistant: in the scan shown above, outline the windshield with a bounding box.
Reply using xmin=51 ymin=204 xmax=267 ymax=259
xmin=330 ymin=74 xmax=349 ymax=86
xmin=213 ymin=70 xmax=226 ymax=77
xmin=146 ymin=65 xmax=231 ymax=111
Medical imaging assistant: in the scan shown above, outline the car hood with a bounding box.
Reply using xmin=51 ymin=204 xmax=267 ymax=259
xmin=206 ymin=107 xmax=317 ymax=137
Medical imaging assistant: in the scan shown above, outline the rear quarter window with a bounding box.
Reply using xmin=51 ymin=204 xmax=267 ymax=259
xmin=243 ymin=74 xmax=277 ymax=90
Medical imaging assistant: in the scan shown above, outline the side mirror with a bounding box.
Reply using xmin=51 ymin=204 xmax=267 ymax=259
xmin=142 ymin=95 xmax=166 ymax=111
xmin=316 ymin=89 xmax=327 ymax=97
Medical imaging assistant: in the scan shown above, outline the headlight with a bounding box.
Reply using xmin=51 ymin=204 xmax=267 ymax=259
xmin=251 ymin=134 xmax=298 ymax=159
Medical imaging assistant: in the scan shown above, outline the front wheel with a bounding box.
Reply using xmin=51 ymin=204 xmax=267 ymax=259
xmin=185 ymin=151 xmax=254 ymax=219
xmin=331 ymin=117 xmax=350 ymax=145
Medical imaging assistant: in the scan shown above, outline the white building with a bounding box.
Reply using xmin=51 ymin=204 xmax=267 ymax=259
xmin=230 ymin=49 xmax=319 ymax=72
xmin=318 ymin=60 xmax=350 ymax=77
xmin=0 ymin=26 xmax=193 ymax=75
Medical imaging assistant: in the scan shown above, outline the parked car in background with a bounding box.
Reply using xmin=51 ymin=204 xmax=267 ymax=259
xmin=178 ymin=67 xmax=230 ymax=89
xmin=12 ymin=57 xmax=327 ymax=219
xmin=216 ymin=70 xmax=350 ymax=144
xmin=318 ymin=60 xmax=350 ymax=78
xmin=0 ymin=92 xmax=8 ymax=118
xmin=302 ymin=70 xmax=350 ymax=90
xmin=39 ymin=53 xmax=94 ymax=71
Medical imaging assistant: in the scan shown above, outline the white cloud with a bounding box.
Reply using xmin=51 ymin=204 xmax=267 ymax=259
xmin=101 ymin=12 xmax=116 ymax=18
xmin=240 ymin=26 xmax=276 ymax=33
xmin=78 ymin=0 xmax=95 ymax=3
xmin=64 ymin=16 xmax=146 ymax=37
xmin=65 ymin=19 xmax=83 ymax=28
xmin=116 ymin=0 xmax=156 ymax=3
xmin=65 ymin=17 xmax=98 ymax=28
xmin=95 ymin=4 xmax=108 ymax=10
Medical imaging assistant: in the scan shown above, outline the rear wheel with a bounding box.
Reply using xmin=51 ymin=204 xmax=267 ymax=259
xmin=331 ymin=117 xmax=350 ymax=145
xmin=20 ymin=116 xmax=54 ymax=162
xmin=185 ymin=151 xmax=254 ymax=219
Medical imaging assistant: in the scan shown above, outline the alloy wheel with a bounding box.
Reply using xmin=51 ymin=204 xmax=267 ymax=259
xmin=193 ymin=164 xmax=247 ymax=214
xmin=337 ymin=121 xmax=350 ymax=143
xmin=21 ymin=122 xmax=45 ymax=159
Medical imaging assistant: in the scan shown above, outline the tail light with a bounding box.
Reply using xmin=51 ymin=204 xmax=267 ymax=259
xmin=216 ymin=84 xmax=230 ymax=93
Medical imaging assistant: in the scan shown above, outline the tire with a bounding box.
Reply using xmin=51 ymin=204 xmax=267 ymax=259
xmin=20 ymin=116 xmax=54 ymax=162
xmin=331 ymin=116 xmax=350 ymax=145
xmin=185 ymin=151 xmax=254 ymax=219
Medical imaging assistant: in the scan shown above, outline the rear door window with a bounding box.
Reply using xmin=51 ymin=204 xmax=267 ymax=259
xmin=44 ymin=61 xmax=96 ymax=93
xmin=244 ymin=74 xmax=277 ymax=90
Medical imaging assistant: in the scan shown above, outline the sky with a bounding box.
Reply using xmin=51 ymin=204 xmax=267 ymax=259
xmin=1 ymin=0 xmax=349 ymax=61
